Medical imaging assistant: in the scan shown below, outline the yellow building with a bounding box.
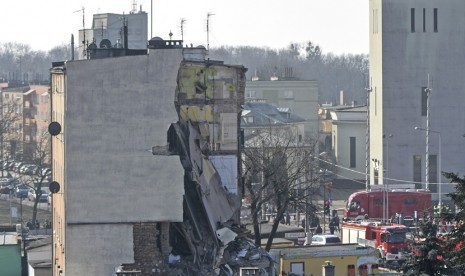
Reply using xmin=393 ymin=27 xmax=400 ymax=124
xmin=270 ymin=244 xmax=379 ymax=276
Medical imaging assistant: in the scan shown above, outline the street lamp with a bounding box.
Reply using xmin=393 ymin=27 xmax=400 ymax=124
xmin=414 ymin=126 xmax=442 ymax=208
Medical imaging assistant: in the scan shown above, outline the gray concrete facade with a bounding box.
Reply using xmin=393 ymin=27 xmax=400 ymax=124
xmin=51 ymin=49 xmax=185 ymax=275
xmin=369 ymin=0 xmax=465 ymax=197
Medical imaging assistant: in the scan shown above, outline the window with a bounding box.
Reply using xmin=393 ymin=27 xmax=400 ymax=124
xmin=246 ymin=90 xmax=256 ymax=98
xmin=290 ymin=262 xmax=304 ymax=275
xmin=350 ymin=137 xmax=356 ymax=168
xmin=4 ymin=93 xmax=9 ymax=99
xmin=411 ymin=8 xmax=415 ymax=32
xmin=404 ymin=198 xmax=418 ymax=205
xmin=283 ymin=90 xmax=294 ymax=99
xmin=434 ymin=8 xmax=438 ymax=32
xmin=413 ymin=155 xmax=422 ymax=184
xmin=421 ymin=87 xmax=428 ymax=116
xmin=429 ymin=154 xmax=437 ymax=193
xmin=373 ymin=9 xmax=379 ymax=34
xmin=423 ymin=8 xmax=426 ymax=32
xmin=374 ymin=198 xmax=383 ymax=205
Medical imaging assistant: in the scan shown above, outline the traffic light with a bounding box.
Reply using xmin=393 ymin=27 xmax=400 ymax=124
xmin=324 ymin=201 xmax=330 ymax=215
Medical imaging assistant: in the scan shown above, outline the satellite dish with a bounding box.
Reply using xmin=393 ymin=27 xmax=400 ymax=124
xmin=49 ymin=181 xmax=60 ymax=193
xmin=48 ymin=122 xmax=62 ymax=136
xmin=100 ymin=39 xmax=112 ymax=48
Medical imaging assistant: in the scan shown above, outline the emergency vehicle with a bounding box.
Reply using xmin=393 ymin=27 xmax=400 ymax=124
xmin=341 ymin=220 xmax=410 ymax=265
xmin=344 ymin=188 xmax=431 ymax=220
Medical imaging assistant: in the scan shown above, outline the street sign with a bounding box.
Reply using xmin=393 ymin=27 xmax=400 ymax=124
xmin=11 ymin=207 xmax=17 ymax=218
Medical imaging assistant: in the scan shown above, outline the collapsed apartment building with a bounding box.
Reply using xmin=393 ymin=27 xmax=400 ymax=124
xmin=49 ymin=37 xmax=273 ymax=275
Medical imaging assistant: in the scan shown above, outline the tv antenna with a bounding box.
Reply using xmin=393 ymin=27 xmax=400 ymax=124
xmin=180 ymin=18 xmax=186 ymax=42
xmin=131 ymin=0 xmax=137 ymax=14
xmin=206 ymin=12 xmax=215 ymax=52
xmin=74 ymin=7 xmax=86 ymax=57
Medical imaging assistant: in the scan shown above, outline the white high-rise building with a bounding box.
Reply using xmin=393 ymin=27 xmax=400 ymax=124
xmin=369 ymin=0 xmax=465 ymax=202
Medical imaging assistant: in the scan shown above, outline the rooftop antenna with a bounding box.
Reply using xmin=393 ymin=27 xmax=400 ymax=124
xmin=207 ymin=12 xmax=215 ymax=53
xmin=74 ymin=7 xmax=86 ymax=58
xmin=180 ymin=18 xmax=186 ymax=42
xmin=150 ymin=0 xmax=153 ymax=38
xmin=131 ymin=0 xmax=137 ymax=14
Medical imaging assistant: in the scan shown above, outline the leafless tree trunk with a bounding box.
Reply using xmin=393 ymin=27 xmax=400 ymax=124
xmin=242 ymin=126 xmax=320 ymax=250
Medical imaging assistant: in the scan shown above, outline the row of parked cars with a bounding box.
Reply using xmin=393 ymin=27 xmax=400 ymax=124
xmin=0 ymin=160 xmax=52 ymax=203
xmin=1 ymin=160 xmax=51 ymax=177
xmin=0 ymin=178 xmax=50 ymax=203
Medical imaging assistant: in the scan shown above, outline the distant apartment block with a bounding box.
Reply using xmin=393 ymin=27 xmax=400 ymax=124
xmin=1 ymin=86 xmax=37 ymax=161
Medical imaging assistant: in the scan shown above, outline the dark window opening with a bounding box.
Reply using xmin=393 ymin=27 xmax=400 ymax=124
xmin=411 ymin=8 xmax=415 ymax=32
xmin=404 ymin=198 xmax=418 ymax=205
xmin=421 ymin=87 xmax=428 ymax=116
xmin=429 ymin=154 xmax=438 ymax=193
xmin=423 ymin=8 xmax=426 ymax=32
xmin=413 ymin=155 xmax=422 ymax=188
xmin=350 ymin=137 xmax=356 ymax=168
xmin=434 ymin=8 xmax=438 ymax=32
xmin=374 ymin=198 xmax=383 ymax=205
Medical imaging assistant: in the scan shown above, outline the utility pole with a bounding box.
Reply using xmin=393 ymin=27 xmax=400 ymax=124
xmin=425 ymin=75 xmax=432 ymax=190
xmin=365 ymin=77 xmax=372 ymax=191
xmin=180 ymin=18 xmax=186 ymax=42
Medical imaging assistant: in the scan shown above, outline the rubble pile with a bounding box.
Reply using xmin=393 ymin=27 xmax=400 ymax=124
xmin=215 ymin=223 xmax=274 ymax=276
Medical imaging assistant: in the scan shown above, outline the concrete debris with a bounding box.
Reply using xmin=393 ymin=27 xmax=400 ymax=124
xmin=169 ymin=254 xmax=181 ymax=264
xmin=216 ymin=228 xmax=238 ymax=247
xmin=214 ymin=225 xmax=274 ymax=275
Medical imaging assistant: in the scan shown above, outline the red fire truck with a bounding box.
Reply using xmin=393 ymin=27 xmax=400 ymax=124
xmin=342 ymin=220 xmax=410 ymax=265
xmin=344 ymin=188 xmax=431 ymax=221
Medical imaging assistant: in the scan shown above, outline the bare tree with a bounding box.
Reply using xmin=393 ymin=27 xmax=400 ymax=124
xmin=0 ymin=96 xmax=23 ymax=176
xmin=242 ymin=126 xmax=320 ymax=251
xmin=16 ymin=130 xmax=50 ymax=228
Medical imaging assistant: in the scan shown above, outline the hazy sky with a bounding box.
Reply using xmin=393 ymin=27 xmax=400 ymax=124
xmin=1 ymin=0 xmax=368 ymax=55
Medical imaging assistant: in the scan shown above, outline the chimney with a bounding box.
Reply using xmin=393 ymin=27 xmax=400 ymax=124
xmin=71 ymin=34 xmax=75 ymax=60
xmin=339 ymin=90 xmax=344 ymax=106
xmin=322 ymin=261 xmax=335 ymax=276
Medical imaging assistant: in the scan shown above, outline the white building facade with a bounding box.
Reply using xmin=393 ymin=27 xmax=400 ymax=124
xmin=369 ymin=0 xmax=465 ymax=200
xmin=331 ymin=106 xmax=367 ymax=182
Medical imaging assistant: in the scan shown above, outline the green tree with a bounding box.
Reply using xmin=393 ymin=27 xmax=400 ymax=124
xmin=443 ymin=172 xmax=465 ymax=272
xmin=401 ymin=218 xmax=448 ymax=276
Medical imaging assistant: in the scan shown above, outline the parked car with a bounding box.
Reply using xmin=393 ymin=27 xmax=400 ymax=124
xmin=28 ymin=188 xmax=48 ymax=202
xmin=310 ymin=234 xmax=342 ymax=245
xmin=22 ymin=164 xmax=38 ymax=175
xmin=14 ymin=185 xmax=29 ymax=198
xmin=0 ymin=184 xmax=12 ymax=194
xmin=0 ymin=177 xmax=16 ymax=194
xmin=38 ymin=167 xmax=51 ymax=177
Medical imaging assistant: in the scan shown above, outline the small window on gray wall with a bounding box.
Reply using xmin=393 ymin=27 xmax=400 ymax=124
xmin=350 ymin=137 xmax=356 ymax=168
xmin=413 ymin=155 xmax=422 ymax=184
xmin=423 ymin=8 xmax=426 ymax=32
xmin=421 ymin=87 xmax=428 ymax=116
xmin=434 ymin=8 xmax=438 ymax=32
xmin=411 ymin=8 xmax=415 ymax=32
